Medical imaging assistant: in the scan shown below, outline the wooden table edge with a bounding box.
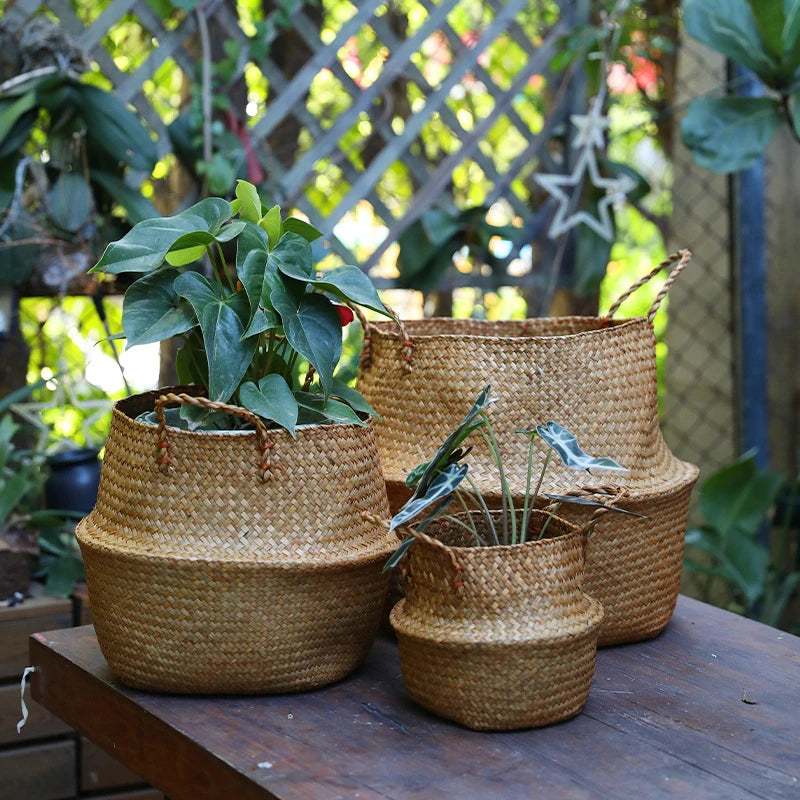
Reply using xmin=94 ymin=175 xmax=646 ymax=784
xmin=29 ymin=631 xmax=274 ymax=800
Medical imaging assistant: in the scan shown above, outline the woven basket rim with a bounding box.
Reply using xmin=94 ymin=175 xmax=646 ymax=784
xmin=369 ymin=315 xmax=648 ymax=343
xmin=77 ymin=517 xmax=397 ymax=568
xmin=114 ymin=387 xmax=372 ymax=439
xmin=390 ymin=593 xmax=604 ymax=645
xmin=413 ymin=509 xmax=579 ymax=555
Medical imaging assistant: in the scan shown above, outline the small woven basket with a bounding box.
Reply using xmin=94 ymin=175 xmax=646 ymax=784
xmin=391 ymin=510 xmax=603 ymax=730
xmin=360 ymin=251 xmax=698 ymax=644
xmin=76 ymin=388 xmax=395 ymax=694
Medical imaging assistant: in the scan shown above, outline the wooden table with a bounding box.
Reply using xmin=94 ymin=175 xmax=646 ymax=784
xmin=28 ymin=595 xmax=800 ymax=800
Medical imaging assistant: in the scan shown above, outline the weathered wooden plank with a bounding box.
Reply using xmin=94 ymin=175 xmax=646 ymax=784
xmin=29 ymin=598 xmax=800 ymax=800
xmin=0 ymin=680 xmax=71 ymax=744
xmin=0 ymin=596 xmax=72 ymax=680
xmin=0 ymin=739 xmax=77 ymax=800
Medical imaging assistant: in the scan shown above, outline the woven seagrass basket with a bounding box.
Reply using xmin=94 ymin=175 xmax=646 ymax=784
xmin=76 ymin=388 xmax=395 ymax=694
xmin=391 ymin=510 xmax=603 ymax=730
xmin=360 ymin=251 xmax=698 ymax=645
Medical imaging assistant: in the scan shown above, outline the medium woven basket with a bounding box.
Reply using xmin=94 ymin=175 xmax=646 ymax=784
xmin=76 ymin=388 xmax=395 ymax=694
xmin=390 ymin=510 xmax=603 ymax=730
xmin=360 ymin=251 xmax=698 ymax=645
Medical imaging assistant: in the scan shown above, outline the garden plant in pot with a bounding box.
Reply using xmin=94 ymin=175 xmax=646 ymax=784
xmin=78 ymin=180 xmax=397 ymax=693
xmin=386 ymin=386 xmax=639 ymax=730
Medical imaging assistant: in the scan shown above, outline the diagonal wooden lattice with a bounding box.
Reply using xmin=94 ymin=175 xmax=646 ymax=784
xmin=4 ymin=0 xmax=583 ymax=293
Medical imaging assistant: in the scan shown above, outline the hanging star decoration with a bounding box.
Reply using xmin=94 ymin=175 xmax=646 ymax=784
xmin=535 ymin=106 xmax=635 ymax=242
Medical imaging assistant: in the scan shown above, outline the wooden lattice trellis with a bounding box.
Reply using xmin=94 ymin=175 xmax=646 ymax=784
xmin=3 ymin=0 xmax=585 ymax=296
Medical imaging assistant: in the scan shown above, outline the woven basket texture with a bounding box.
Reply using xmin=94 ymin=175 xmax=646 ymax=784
xmin=390 ymin=511 xmax=603 ymax=730
xmin=76 ymin=389 xmax=395 ymax=693
xmin=359 ymin=315 xmax=698 ymax=645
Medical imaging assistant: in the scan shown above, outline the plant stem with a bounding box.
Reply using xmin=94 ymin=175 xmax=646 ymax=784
xmin=538 ymin=502 xmax=561 ymax=541
xmin=215 ymin=242 xmax=237 ymax=292
xmin=453 ymin=488 xmax=483 ymax=547
xmin=479 ymin=414 xmax=515 ymax=545
xmin=464 ymin=473 xmax=499 ymax=545
xmin=526 ymin=448 xmax=552 ymax=542
xmin=520 ymin=434 xmax=537 ymax=545
xmin=442 ymin=508 xmax=485 ymax=547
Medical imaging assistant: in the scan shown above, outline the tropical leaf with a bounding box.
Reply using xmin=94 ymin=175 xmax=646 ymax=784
xmin=92 ymin=198 xmax=232 ymax=274
xmin=77 ymin=83 xmax=158 ymax=171
xmin=47 ymin=172 xmax=92 ymax=233
xmin=535 ymin=421 xmax=627 ymax=472
xmin=305 ymin=265 xmax=388 ymax=315
xmin=683 ymin=0 xmax=781 ymax=86
xmin=699 ymin=454 xmax=784 ymax=537
xmin=330 ymin=378 xmax=378 ymax=418
xmin=260 ymin=204 xmax=282 ymax=247
xmin=543 ymin=494 xmax=645 ymax=517
xmin=122 ymin=268 xmax=196 ymax=347
xmin=391 ymin=462 xmax=469 ymax=531
xmin=239 ymin=374 xmax=298 ymax=435
xmin=173 ymin=272 xmax=256 ymax=402
xmin=414 ymin=386 xmax=494 ymax=498
xmin=681 ymin=96 xmax=782 ymax=174
xmin=383 ymin=536 xmax=415 ymax=572
xmin=283 ymin=217 xmax=323 ymax=242
xmin=293 ymin=392 xmax=366 ymax=426
xmin=235 ymin=179 xmax=262 ymax=223
xmin=271 ymin=287 xmax=341 ymax=395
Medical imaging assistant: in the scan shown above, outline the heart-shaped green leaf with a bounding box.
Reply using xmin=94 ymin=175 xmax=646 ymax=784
xmin=238 ymin=247 xmax=282 ymax=334
xmin=536 ymin=422 xmax=627 ymax=472
xmin=330 ymin=378 xmax=378 ymax=418
xmin=293 ymin=392 xmax=366 ymax=426
xmin=239 ymin=374 xmax=298 ymax=435
xmin=122 ymin=268 xmax=197 ymax=347
xmin=271 ymin=288 xmax=341 ymax=395
xmin=174 ymin=272 xmax=256 ymax=402
xmin=270 ymin=232 xmax=314 ymax=280
xmin=288 ymin=264 xmax=386 ymax=315
xmin=92 ymin=197 xmax=232 ymax=274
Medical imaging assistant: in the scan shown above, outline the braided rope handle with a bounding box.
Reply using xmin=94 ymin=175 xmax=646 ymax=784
xmin=542 ymin=483 xmax=630 ymax=538
xmin=154 ymin=393 xmax=274 ymax=482
xmin=606 ymin=249 xmax=692 ymax=324
xmin=350 ymin=302 xmax=414 ymax=373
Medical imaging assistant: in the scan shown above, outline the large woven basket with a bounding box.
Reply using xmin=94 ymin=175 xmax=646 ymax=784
xmin=76 ymin=389 xmax=395 ymax=694
xmin=360 ymin=251 xmax=698 ymax=645
xmin=391 ymin=510 xmax=603 ymax=730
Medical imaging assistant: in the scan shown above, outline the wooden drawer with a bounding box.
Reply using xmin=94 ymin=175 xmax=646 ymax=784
xmin=0 ymin=739 xmax=77 ymax=800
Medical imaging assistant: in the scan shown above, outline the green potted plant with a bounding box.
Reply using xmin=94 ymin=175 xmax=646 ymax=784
xmin=76 ymin=180 xmax=397 ymax=694
xmin=386 ymin=386 xmax=637 ymax=730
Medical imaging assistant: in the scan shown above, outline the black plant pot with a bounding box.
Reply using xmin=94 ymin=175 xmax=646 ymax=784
xmin=45 ymin=448 xmax=102 ymax=515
